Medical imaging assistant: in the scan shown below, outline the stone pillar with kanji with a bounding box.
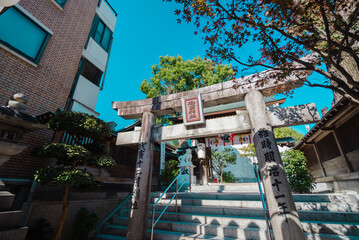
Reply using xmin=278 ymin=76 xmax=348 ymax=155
xmin=245 ymin=90 xmax=304 ymax=240
xmin=126 ymin=111 xmax=156 ymax=240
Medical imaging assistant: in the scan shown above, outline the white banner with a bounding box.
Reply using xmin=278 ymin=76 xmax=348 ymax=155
xmin=205 ymin=134 xmax=252 ymax=147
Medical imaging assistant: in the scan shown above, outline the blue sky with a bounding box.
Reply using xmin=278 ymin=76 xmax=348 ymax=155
xmin=95 ymin=0 xmax=334 ymax=136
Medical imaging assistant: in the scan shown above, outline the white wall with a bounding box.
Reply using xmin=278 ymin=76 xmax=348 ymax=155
xmin=96 ymin=1 xmax=117 ymax=32
xmin=82 ymin=38 xmax=108 ymax=72
xmin=72 ymin=75 xmax=100 ymax=111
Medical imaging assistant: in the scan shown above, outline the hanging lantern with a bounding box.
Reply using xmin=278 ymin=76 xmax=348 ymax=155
xmin=197 ymin=143 xmax=206 ymax=159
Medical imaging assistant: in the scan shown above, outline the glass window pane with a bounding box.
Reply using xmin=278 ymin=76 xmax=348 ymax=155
xmin=55 ymin=0 xmax=67 ymax=8
xmin=0 ymin=8 xmax=47 ymax=60
xmin=94 ymin=21 xmax=104 ymax=43
xmin=101 ymin=27 xmax=111 ymax=51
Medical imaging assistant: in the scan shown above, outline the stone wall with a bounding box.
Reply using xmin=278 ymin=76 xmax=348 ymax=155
xmin=27 ymin=198 xmax=124 ymax=239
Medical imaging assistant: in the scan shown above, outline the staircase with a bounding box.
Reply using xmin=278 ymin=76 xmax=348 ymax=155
xmin=93 ymin=183 xmax=359 ymax=240
xmin=0 ymin=181 xmax=28 ymax=240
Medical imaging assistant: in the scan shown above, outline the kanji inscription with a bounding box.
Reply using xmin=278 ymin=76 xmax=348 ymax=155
xmin=181 ymin=94 xmax=205 ymax=126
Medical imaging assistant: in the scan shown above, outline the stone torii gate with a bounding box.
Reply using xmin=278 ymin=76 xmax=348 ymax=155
xmin=113 ymin=70 xmax=320 ymax=240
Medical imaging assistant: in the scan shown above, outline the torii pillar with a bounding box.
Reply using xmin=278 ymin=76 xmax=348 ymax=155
xmin=126 ymin=111 xmax=156 ymax=240
xmin=245 ymin=90 xmax=304 ymax=240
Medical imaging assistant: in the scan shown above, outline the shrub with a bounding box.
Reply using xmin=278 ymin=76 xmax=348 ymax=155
xmin=73 ymin=208 xmax=99 ymax=240
xmin=160 ymin=159 xmax=180 ymax=185
xmin=222 ymin=171 xmax=236 ymax=183
xmin=281 ymin=149 xmax=316 ymax=193
xmin=26 ymin=218 xmax=54 ymax=240
xmin=48 ymin=111 xmax=110 ymax=139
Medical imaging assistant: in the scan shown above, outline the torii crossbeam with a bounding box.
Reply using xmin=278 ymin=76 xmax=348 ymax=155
xmin=113 ymin=70 xmax=316 ymax=240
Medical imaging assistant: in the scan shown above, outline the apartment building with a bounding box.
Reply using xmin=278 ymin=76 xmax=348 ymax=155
xmin=0 ymin=0 xmax=117 ymax=179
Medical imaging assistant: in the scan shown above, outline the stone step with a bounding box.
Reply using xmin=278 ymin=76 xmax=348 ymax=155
xmin=0 ymin=227 xmax=28 ymax=240
xmin=152 ymin=198 xmax=359 ymax=212
xmin=114 ymin=213 xmax=359 ymax=237
xmin=190 ymin=183 xmax=260 ymax=193
xmin=159 ymin=192 xmax=358 ymax=204
xmin=92 ymin=233 xmax=126 ymax=240
xmin=114 ymin=214 xmax=268 ymax=230
xmin=101 ymin=224 xmax=242 ymax=240
xmin=98 ymin=220 xmax=359 ymax=240
xmin=156 ymin=220 xmax=268 ymax=239
xmin=102 ymin=224 xmax=127 ymax=237
xmin=0 ymin=191 xmax=15 ymax=211
xmin=151 ymin=204 xmax=264 ymax=218
xmin=0 ymin=210 xmax=22 ymax=229
xmin=146 ymin=204 xmax=359 ymax=223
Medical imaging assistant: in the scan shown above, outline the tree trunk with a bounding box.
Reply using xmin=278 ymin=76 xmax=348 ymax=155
xmin=327 ymin=3 xmax=359 ymax=105
xmin=328 ymin=50 xmax=359 ymax=105
xmin=53 ymin=185 xmax=70 ymax=240
xmin=220 ymin=168 xmax=223 ymax=183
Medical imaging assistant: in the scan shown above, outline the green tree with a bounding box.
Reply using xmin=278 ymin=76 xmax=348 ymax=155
xmin=239 ymin=143 xmax=315 ymax=192
xmin=160 ymin=159 xmax=180 ymax=185
xmin=168 ymin=0 xmax=359 ymax=104
xmin=281 ymin=149 xmax=316 ymax=193
xmin=34 ymin=112 xmax=115 ymax=240
xmin=211 ymin=148 xmax=237 ymax=183
xmin=239 ymin=143 xmax=256 ymax=158
xmin=140 ymin=55 xmax=235 ymax=98
xmin=274 ymin=127 xmax=303 ymax=141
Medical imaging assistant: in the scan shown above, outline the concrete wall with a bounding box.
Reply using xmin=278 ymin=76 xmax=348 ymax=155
xmin=71 ymin=100 xmax=100 ymax=117
xmin=82 ymin=38 xmax=108 ymax=72
xmin=72 ymin=75 xmax=100 ymax=110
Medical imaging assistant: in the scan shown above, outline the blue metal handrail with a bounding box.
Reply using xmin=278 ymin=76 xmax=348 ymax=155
xmin=94 ymin=193 xmax=132 ymax=233
xmin=253 ymin=162 xmax=273 ymax=240
xmin=150 ymin=167 xmax=189 ymax=240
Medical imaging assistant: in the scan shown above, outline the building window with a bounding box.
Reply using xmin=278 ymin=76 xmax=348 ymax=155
xmin=81 ymin=59 xmax=103 ymax=86
xmin=93 ymin=19 xmax=112 ymax=52
xmin=54 ymin=0 xmax=67 ymax=8
xmin=0 ymin=6 xmax=52 ymax=64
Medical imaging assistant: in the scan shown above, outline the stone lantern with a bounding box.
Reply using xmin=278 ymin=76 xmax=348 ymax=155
xmin=0 ymin=93 xmax=46 ymax=166
xmin=0 ymin=93 xmax=46 ymax=240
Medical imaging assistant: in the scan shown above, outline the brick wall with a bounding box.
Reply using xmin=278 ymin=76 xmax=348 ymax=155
xmin=0 ymin=0 xmax=98 ymax=179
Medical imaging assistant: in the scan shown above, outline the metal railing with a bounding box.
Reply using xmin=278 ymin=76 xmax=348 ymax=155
xmin=150 ymin=168 xmax=189 ymax=240
xmin=94 ymin=193 xmax=132 ymax=233
xmin=253 ymin=162 xmax=273 ymax=240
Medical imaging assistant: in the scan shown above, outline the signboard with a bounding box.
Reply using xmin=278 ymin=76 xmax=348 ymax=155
xmin=181 ymin=94 xmax=205 ymax=126
xmin=160 ymin=142 xmax=166 ymax=172
xmin=206 ymin=134 xmax=252 ymax=147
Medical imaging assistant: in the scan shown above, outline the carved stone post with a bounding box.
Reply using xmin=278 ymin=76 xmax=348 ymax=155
xmin=127 ymin=111 xmax=156 ymax=240
xmin=245 ymin=90 xmax=304 ymax=240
